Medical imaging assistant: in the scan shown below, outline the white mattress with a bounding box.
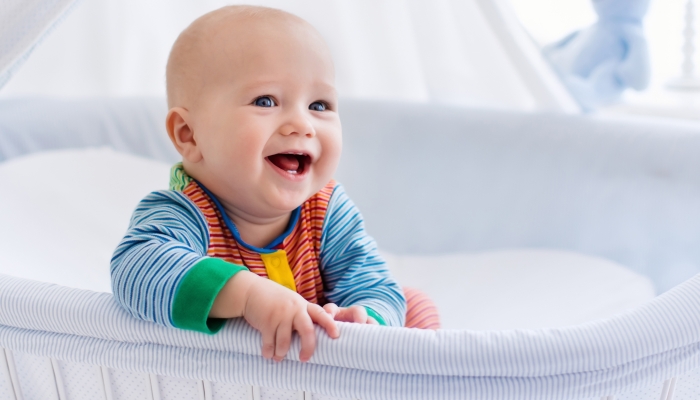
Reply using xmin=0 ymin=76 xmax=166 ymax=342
xmin=0 ymin=148 xmax=655 ymax=330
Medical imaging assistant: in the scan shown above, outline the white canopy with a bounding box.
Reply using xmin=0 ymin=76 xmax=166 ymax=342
xmin=0 ymin=0 xmax=578 ymax=112
xmin=0 ymin=0 xmax=80 ymax=89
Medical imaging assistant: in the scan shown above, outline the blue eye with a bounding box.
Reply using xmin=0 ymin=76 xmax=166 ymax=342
xmin=254 ymin=96 xmax=275 ymax=107
xmin=309 ymin=101 xmax=327 ymax=111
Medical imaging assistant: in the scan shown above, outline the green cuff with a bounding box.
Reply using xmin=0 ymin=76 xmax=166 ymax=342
xmin=172 ymin=258 xmax=247 ymax=334
xmin=364 ymin=306 xmax=387 ymax=326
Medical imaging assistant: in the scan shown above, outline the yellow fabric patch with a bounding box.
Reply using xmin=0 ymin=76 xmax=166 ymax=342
xmin=260 ymin=250 xmax=297 ymax=292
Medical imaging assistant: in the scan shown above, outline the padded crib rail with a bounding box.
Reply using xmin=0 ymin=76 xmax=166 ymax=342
xmin=0 ymin=98 xmax=177 ymax=164
xmin=0 ymin=274 xmax=698 ymax=399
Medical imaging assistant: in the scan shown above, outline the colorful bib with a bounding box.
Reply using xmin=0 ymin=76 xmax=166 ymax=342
xmin=170 ymin=163 xmax=334 ymax=304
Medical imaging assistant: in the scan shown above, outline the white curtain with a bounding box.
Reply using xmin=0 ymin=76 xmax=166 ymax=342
xmin=0 ymin=0 xmax=578 ymax=112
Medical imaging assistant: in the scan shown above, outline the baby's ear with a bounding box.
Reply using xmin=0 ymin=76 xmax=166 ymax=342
xmin=166 ymin=107 xmax=202 ymax=162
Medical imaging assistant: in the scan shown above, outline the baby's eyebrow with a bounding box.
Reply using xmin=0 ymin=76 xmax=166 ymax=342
xmin=238 ymin=80 xmax=279 ymax=92
xmin=315 ymin=82 xmax=338 ymax=96
xmin=239 ymin=79 xmax=336 ymax=93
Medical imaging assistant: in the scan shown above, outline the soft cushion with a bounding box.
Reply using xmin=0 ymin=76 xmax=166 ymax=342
xmin=0 ymin=148 xmax=655 ymax=329
xmin=383 ymin=250 xmax=655 ymax=329
xmin=0 ymin=148 xmax=169 ymax=293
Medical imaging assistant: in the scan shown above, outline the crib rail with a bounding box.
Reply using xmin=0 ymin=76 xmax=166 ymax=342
xmin=0 ymin=347 xmax=692 ymax=400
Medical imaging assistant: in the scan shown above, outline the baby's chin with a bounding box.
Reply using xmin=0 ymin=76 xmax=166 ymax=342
xmin=263 ymin=185 xmax=317 ymax=213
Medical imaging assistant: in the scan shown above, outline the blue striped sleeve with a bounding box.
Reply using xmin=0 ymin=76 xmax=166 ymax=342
xmin=110 ymin=190 xmax=216 ymax=329
xmin=319 ymin=184 xmax=406 ymax=327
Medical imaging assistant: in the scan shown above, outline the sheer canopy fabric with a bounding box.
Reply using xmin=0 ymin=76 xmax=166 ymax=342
xmin=0 ymin=0 xmax=578 ymax=112
xmin=0 ymin=0 xmax=80 ymax=89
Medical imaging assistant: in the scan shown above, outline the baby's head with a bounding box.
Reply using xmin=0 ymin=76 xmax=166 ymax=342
xmin=165 ymin=6 xmax=341 ymax=220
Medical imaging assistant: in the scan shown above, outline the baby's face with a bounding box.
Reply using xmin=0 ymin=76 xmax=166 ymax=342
xmin=183 ymin=18 xmax=341 ymax=219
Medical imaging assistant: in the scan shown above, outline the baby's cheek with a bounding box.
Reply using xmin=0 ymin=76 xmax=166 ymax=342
xmin=220 ymin=138 xmax=262 ymax=171
xmin=317 ymin=144 xmax=342 ymax=180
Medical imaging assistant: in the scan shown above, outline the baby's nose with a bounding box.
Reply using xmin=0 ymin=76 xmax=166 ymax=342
xmin=280 ymin=113 xmax=315 ymax=137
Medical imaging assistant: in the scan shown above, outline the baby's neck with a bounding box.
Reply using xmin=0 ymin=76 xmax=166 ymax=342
xmin=223 ymin=205 xmax=291 ymax=249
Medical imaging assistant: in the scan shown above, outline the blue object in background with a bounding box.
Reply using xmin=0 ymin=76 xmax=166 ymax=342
xmin=544 ymin=0 xmax=652 ymax=110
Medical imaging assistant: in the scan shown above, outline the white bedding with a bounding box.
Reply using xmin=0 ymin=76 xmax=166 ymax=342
xmin=384 ymin=250 xmax=654 ymax=330
xmin=0 ymin=148 xmax=655 ymax=330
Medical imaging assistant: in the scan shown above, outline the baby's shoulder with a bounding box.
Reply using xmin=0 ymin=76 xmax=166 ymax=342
xmin=128 ymin=189 xmax=208 ymax=229
xmin=303 ymin=180 xmax=351 ymax=215
xmin=310 ymin=180 xmax=340 ymax=199
xmin=313 ymin=181 xmax=366 ymax=235
xmin=134 ymin=189 xmax=198 ymax=212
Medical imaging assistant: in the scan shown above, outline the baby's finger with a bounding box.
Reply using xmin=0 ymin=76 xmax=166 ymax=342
xmin=323 ymin=303 xmax=339 ymax=317
xmin=261 ymin=327 xmax=276 ymax=360
xmin=294 ymin=312 xmax=316 ymax=362
xmin=309 ymin=303 xmax=339 ymax=339
xmin=274 ymin=319 xmax=293 ymax=362
xmin=332 ymin=306 xmax=369 ymax=324
xmin=367 ymin=316 xmax=379 ymax=325
xmin=350 ymin=306 xmax=368 ymax=324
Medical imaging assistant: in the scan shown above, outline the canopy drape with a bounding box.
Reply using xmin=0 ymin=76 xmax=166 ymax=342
xmin=0 ymin=0 xmax=80 ymax=89
xmin=0 ymin=0 xmax=578 ymax=112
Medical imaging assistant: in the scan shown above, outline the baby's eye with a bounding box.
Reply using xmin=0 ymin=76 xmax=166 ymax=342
xmin=309 ymin=101 xmax=327 ymax=111
xmin=254 ymin=96 xmax=276 ymax=107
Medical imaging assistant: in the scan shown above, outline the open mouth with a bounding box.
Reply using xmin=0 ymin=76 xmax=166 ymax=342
xmin=266 ymin=153 xmax=311 ymax=176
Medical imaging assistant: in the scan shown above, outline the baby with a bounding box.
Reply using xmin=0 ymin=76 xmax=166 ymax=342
xmin=111 ymin=5 xmax=439 ymax=363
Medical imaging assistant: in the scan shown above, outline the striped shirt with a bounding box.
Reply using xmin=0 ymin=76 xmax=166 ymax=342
xmin=111 ymin=164 xmax=406 ymax=333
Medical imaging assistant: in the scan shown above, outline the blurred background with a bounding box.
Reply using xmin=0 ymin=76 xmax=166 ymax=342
xmin=2 ymin=0 xmax=697 ymax=119
xmin=512 ymin=0 xmax=698 ymax=119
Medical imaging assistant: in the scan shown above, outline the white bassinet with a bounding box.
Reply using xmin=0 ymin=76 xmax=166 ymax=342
xmin=0 ymin=97 xmax=700 ymax=400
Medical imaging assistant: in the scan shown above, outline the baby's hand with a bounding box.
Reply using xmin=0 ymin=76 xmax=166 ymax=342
xmin=242 ymin=274 xmax=339 ymax=362
xmin=323 ymin=303 xmax=379 ymax=325
xmin=211 ymin=271 xmax=339 ymax=362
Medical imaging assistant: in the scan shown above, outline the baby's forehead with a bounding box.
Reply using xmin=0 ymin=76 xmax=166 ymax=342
xmin=195 ymin=8 xmax=313 ymax=51
xmin=167 ymin=6 xmax=332 ymax=106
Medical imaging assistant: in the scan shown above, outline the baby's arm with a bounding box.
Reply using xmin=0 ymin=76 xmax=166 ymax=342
xmin=320 ymin=185 xmax=407 ymax=327
xmin=110 ymin=191 xmax=230 ymax=331
xmin=111 ymin=191 xmax=337 ymax=361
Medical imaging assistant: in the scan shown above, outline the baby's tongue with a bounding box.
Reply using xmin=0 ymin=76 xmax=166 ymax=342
xmin=268 ymin=154 xmax=299 ymax=172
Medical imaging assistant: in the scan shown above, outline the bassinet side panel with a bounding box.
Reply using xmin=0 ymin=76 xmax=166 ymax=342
xmin=0 ymin=349 xmax=16 ymax=400
xmin=53 ymin=360 xmax=107 ymax=400
xmin=105 ymin=368 xmax=154 ymax=400
xmin=9 ymin=352 xmax=59 ymax=400
xmin=0 ymin=348 xmax=695 ymax=400
xmin=0 ymin=351 xmax=356 ymax=400
xmin=0 ymin=274 xmax=698 ymax=399
xmin=335 ymin=100 xmax=700 ymax=293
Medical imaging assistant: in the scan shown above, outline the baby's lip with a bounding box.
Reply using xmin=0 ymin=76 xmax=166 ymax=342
xmin=265 ymin=147 xmax=316 ymax=161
